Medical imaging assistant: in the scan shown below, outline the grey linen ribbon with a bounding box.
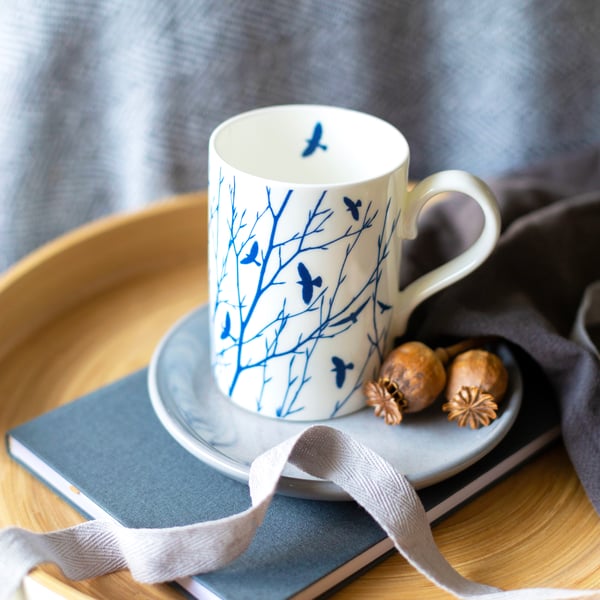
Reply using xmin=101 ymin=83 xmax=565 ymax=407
xmin=1 ymin=425 xmax=599 ymax=600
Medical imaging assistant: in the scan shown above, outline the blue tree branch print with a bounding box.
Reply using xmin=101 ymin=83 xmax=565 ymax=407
xmin=210 ymin=175 xmax=400 ymax=419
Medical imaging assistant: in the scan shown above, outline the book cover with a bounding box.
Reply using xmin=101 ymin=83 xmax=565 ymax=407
xmin=7 ymin=351 xmax=560 ymax=600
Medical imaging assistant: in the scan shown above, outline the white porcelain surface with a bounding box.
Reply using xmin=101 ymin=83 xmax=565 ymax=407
xmin=208 ymin=105 xmax=501 ymax=420
xmin=149 ymin=304 xmax=522 ymax=501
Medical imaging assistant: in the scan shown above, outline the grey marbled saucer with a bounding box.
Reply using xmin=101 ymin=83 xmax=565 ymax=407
xmin=148 ymin=305 xmax=522 ymax=501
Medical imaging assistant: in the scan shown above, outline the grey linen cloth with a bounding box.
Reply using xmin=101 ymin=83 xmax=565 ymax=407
xmin=1 ymin=0 xmax=600 ymax=271
xmin=403 ymin=147 xmax=600 ymax=514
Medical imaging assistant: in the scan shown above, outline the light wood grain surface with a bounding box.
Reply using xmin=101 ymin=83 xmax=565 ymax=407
xmin=0 ymin=192 xmax=598 ymax=600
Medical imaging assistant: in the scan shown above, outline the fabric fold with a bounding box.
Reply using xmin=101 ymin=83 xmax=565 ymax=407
xmin=404 ymin=149 xmax=600 ymax=513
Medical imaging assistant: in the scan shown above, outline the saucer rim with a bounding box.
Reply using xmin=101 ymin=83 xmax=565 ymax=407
xmin=148 ymin=305 xmax=522 ymax=501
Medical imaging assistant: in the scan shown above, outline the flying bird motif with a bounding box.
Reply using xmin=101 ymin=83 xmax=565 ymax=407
xmin=301 ymin=122 xmax=327 ymax=157
xmin=220 ymin=311 xmax=232 ymax=340
xmin=331 ymin=298 xmax=370 ymax=327
xmin=377 ymin=300 xmax=393 ymax=313
xmin=240 ymin=241 xmax=261 ymax=266
xmin=343 ymin=196 xmax=362 ymax=221
xmin=296 ymin=262 xmax=323 ymax=304
xmin=331 ymin=356 xmax=354 ymax=388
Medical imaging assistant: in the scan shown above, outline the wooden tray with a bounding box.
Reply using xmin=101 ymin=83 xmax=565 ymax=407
xmin=1 ymin=192 xmax=598 ymax=599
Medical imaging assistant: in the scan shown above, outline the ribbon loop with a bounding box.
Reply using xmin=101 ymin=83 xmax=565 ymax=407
xmin=1 ymin=425 xmax=599 ymax=600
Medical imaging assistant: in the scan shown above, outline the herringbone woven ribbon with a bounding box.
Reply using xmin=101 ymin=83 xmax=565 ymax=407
xmin=1 ymin=426 xmax=599 ymax=599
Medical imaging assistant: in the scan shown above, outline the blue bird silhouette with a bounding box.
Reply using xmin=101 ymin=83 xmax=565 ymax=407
xmin=296 ymin=262 xmax=322 ymax=304
xmin=240 ymin=241 xmax=261 ymax=266
xmin=301 ymin=122 xmax=327 ymax=157
xmin=220 ymin=311 xmax=231 ymax=339
xmin=343 ymin=196 xmax=362 ymax=221
xmin=331 ymin=356 xmax=354 ymax=388
xmin=377 ymin=300 xmax=393 ymax=313
xmin=331 ymin=298 xmax=369 ymax=327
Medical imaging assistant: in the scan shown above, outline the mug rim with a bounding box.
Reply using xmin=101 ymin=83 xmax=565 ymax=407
xmin=209 ymin=104 xmax=409 ymax=188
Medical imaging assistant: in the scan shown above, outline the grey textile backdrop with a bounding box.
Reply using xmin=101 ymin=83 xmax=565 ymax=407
xmin=0 ymin=0 xmax=599 ymax=271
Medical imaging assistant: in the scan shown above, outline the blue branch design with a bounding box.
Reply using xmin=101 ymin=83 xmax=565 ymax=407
xmin=211 ymin=180 xmax=400 ymax=417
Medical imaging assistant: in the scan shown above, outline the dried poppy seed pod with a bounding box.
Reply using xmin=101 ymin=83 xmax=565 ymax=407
xmin=363 ymin=341 xmax=447 ymax=424
xmin=442 ymin=349 xmax=509 ymax=429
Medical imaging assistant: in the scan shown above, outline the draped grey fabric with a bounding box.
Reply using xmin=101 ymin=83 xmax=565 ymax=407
xmin=1 ymin=0 xmax=599 ymax=270
xmin=405 ymin=147 xmax=600 ymax=513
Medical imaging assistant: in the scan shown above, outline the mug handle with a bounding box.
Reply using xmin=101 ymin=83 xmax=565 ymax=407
xmin=392 ymin=170 xmax=501 ymax=334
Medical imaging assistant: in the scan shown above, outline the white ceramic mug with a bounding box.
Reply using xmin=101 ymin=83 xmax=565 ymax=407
xmin=208 ymin=105 xmax=500 ymax=421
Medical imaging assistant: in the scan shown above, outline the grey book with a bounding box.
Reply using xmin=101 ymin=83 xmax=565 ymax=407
xmin=6 ymin=352 xmax=560 ymax=600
